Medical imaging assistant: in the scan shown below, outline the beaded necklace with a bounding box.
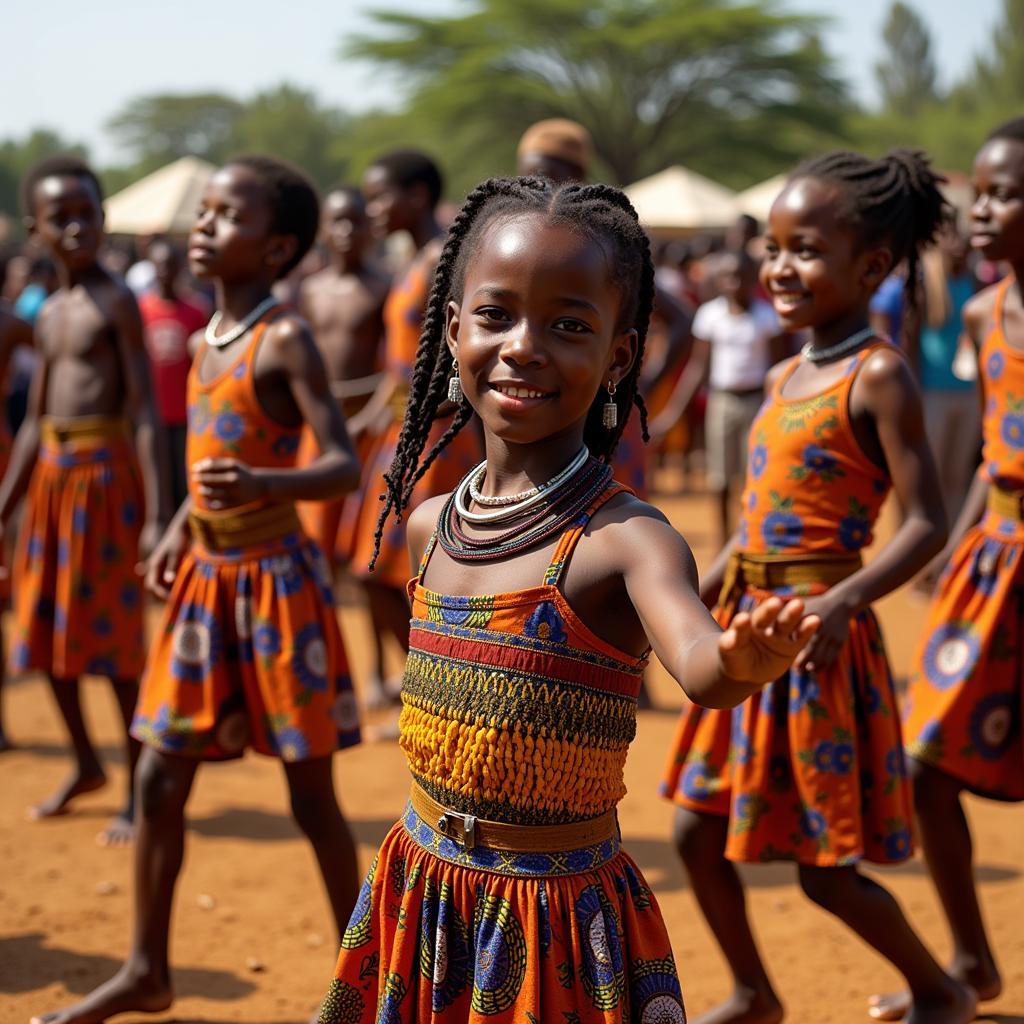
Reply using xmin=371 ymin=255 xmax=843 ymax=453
xmin=437 ymin=457 xmax=612 ymax=563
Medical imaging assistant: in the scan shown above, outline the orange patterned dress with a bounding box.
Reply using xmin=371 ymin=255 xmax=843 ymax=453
xmin=348 ymin=258 xmax=481 ymax=587
xmin=318 ymin=481 xmax=686 ymax=1024
xmin=903 ymin=276 xmax=1023 ymax=800
xmin=9 ymin=417 xmax=145 ymax=680
xmin=661 ymin=343 xmax=915 ymax=866
xmin=131 ymin=313 xmax=360 ymax=760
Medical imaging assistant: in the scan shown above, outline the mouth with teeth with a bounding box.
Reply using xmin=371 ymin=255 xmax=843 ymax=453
xmin=489 ymin=382 xmax=554 ymax=407
xmin=770 ymin=289 xmax=811 ymax=315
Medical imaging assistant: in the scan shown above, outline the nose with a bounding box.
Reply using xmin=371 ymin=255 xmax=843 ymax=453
xmin=971 ymin=194 xmax=991 ymax=221
xmin=499 ymin=321 xmax=547 ymax=367
xmin=194 ymin=207 xmax=215 ymax=234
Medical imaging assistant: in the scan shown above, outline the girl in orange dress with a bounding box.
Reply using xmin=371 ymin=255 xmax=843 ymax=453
xmin=660 ymin=151 xmax=976 ymax=1024
xmin=349 ymin=151 xmax=482 ymax=705
xmin=317 ymin=176 xmax=819 ymax=1024
xmin=870 ymin=118 xmax=1024 ymax=1023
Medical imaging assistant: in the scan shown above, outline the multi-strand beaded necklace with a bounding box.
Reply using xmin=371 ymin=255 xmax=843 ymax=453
xmin=437 ymin=451 xmax=612 ymax=563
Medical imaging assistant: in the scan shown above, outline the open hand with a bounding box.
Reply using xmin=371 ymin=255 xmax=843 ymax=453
xmin=144 ymin=519 xmax=191 ymax=600
xmin=793 ymin=593 xmax=851 ymax=672
xmin=191 ymin=457 xmax=266 ymax=510
xmin=719 ymin=596 xmax=820 ymax=685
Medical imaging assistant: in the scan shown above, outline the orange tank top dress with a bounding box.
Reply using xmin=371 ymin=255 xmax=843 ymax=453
xmin=349 ymin=257 xmax=481 ymax=588
xmin=320 ymin=480 xmax=687 ymax=1023
xmin=661 ymin=341 xmax=916 ymax=866
xmin=904 ymin=275 xmax=1024 ymax=800
xmin=131 ymin=312 xmax=360 ymax=761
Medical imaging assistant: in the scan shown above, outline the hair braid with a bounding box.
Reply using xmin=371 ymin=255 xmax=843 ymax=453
xmin=369 ymin=175 xmax=657 ymax=569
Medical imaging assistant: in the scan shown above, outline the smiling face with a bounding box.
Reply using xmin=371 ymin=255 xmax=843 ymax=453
xmin=760 ymin=177 xmax=891 ymax=332
xmin=29 ymin=174 xmax=104 ymax=273
xmin=970 ymin=138 xmax=1024 ymax=264
xmin=446 ymin=213 xmax=636 ymax=447
xmin=188 ymin=164 xmax=294 ymax=283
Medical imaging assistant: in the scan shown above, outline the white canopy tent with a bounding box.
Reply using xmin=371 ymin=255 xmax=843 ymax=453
xmin=624 ymin=166 xmax=737 ymax=235
xmin=735 ymin=174 xmax=789 ymax=224
xmin=104 ymin=156 xmax=216 ymax=235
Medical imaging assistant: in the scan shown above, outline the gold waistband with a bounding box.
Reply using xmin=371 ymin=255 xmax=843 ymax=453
xmin=410 ymin=781 xmax=617 ymax=853
xmin=41 ymin=416 xmax=130 ymax=445
xmin=721 ymin=550 xmax=863 ymax=605
xmin=988 ymin=485 xmax=1024 ymax=523
xmin=188 ymin=502 xmax=302 ymax=551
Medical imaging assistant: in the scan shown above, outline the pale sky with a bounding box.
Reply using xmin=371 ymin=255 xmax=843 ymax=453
xmin=0 ymin=0 xmax=1002 ymax=167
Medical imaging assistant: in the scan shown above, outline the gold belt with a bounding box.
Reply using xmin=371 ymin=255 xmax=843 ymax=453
xmin=41 ymin=416 xmax=130 ymax=444
xmin=988 ymin=485 xmax=1024 ymax=523
xmin=189 ymin=502 xmax=302 ymax=551
xmin=410 ymin=781 xmax=617 ymax=853
xmin=721 ymin=550 xmax=863 ymax=605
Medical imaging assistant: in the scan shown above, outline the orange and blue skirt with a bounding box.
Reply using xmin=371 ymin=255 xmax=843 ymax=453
xmin=318 ymin=803 xmax=686 ymax=1023
xmin=661 ymin=582 xmax=914 ymax=866
xmin=9 ymin=427 xmax=145 ymax=680
xmin=903 ymin=510 xmax=1024 ymax=801
xmin=132 ymin=530 xmax=360 ymax=760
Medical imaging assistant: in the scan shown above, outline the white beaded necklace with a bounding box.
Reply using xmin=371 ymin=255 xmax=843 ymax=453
xmin=204 ymin=297 xmax=279 ymax=349
xmin=455 ymin=446 xmax=590 ymax=524
xmin=801 ymin=326 xmax=879 ymax=364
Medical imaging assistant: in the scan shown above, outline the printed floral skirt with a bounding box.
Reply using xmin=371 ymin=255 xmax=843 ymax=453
xmin=660 ymin=583 xmax=914 ymax=866
xmin=318 ymin=804 xmax=686 ymax=1023
xmin=132 ymin=531 xmax=360 ymax=760
xmin=903 ymin=510 xmax=1024 ymax=801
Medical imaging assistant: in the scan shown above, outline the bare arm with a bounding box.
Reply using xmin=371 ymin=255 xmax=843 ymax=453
xmin=639 ymin=285 xmax=693 ymax=393
xmin=648 ymin=337 xmax=709 ymax=437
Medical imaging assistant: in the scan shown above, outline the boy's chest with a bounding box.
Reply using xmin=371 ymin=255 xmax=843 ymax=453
xmin=41 ymin=296 xmax=113 ymax=360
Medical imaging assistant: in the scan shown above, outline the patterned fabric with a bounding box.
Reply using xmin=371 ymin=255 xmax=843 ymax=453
xmin=611 ymin=414 xmax=648 ymax=499
xmin=349 ymin=258 xmax=481 ymax=585
xmin=0 ymin=419 xmax=11 ymax=602
xmin=660 ymin=342 xmax=916 ymax=866
xmin=9 ymin=422 xmax=145 ymax=679
xmin=739 ymin=345 xmax=891 ymax=556
xmin=903 ymin=277 xmax=1024 ymax=800
xmin=132 ymin=313 xmax=360 ymax=760
xmin=321 ymin=481 xmax=687 ymax=1022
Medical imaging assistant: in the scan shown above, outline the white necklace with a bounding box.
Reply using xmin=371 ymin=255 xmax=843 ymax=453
xmin=801 ymin=326 xmax=879 ymax=364
xmin=468 ymin=464 xmax=539 ymax=506
xmin=455 ymin=447 xmax=589 ymax=524
xmin=204 ymin=297 xmax=279 ymax=349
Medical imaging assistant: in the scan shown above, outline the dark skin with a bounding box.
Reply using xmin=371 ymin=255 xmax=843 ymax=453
xmin=869 ymin=135 xmax=1024 ymax=1024
xmin=407 ymin=213 xmax=818 ymax=714
xmin=298 ymin=191 xmax=390 ymax=402
xmin=0 ymin=305 xmax=32 ymax=752
xmin=31 ymin=163 xmax=361 ymax=1024
xmin=674 ymin=177 xmax=974 ymax=1024
xmin=0 ymin=172 xmax=169 ymax=847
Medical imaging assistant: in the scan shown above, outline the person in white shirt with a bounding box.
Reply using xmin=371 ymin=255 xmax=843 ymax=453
xmin=651 ymin=250 xmax=786 ymax=544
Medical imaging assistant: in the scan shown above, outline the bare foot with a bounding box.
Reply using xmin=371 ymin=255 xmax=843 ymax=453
xmin=869 ymin=962 xmax=999 ymax=1020
xmin=96 ymin=814 xmax=134 ymax=848
xmin=691 ymin=988 xmax=784 ymax=1024
xmin=905 ymin=981 xmax=976 ymax=1024
xmin=27 ymin=769 xmax=106 ymax=820
xmin=30 ymin=963 xmax=172 ymax=1024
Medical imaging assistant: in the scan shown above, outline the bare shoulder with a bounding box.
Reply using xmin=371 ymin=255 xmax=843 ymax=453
xmin=587 ymin=490 xmax=698 ymax=576
xmin=962 ymin=284 xmax=999 ymax=343
xmin=187 ymin=328 xmax=205 ymax=359
xmin=765 ymin=354 xmax=796 ymax=391
xmin=261 ymin=310 xmax=318 ymax=364
xmin=852 ymin=344 xmax=918 ymax=411
xmin=407 ymin=492 xmax=449 ymax=563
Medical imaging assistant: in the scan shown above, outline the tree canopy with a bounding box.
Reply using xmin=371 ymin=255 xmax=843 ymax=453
xmin=875 ymin=2 xmax=937 ymax=116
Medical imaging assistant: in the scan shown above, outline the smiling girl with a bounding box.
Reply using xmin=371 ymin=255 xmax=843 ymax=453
xmin=659 ymin=150 xmax=977 ymax=1024
xmin=316 ymin=176 xmax=819 ymax=1024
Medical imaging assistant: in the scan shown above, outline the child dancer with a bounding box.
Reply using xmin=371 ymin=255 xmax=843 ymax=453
xmin=32 ymin=155 xmax=362 ymax=1024
xmin=870 ymin=116 xmax=1024 ymax=1022
xmin=316 ymin=176 xmax=819 ymax=1023
xmin=0 ymin=156 xmax=166 ymax=845
xmin=660 ymin=150 xmax=977 ymax=1024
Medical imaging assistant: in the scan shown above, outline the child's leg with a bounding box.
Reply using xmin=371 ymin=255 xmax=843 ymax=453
xmin=31 ymin=747 xmax=198 ymax=1024
xmin=95 ymin=679 xmax=143 ymax=848
xmin=672 ymin=807 xmax=782 ymax=1024
xmin=868 ymin=758 xmax=1001 ymax=1021
xmin=283 ymin=754 xmax=360 ymax=941
xmin=29 ymin=676 xmax=106 ymax=819
xmin=797 ymin=865 xmax=976 ymax=1024
xmin=363 ymin=581 xmax=410 ymax=707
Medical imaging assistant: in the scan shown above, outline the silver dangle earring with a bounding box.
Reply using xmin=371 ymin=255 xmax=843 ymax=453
xmin=602 ymin=380 xmax=618 ymax=430
xmin=448 ymin=361 xmax=463 ymax=403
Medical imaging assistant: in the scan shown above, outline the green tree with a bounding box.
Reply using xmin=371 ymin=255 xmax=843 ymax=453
xmin=106 ymin=93 xmax=244 ymax=172
xmin=962 ymin=0 xmax=1024 ymax=114
xmin=0 ymin=129 xmax=89 ymax=222
xmin=344 ymin=0 xmax=850 ymax=192
xmin=875 ymin=2 xmax=938 ymax=115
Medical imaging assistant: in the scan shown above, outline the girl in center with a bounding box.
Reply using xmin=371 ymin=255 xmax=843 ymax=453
xmin=317 ymin=177 xmax=820 ymax=1024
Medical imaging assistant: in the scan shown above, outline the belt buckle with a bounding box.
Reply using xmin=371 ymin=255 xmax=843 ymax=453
xmin=437 ymin=810 xmax=477 ymax=850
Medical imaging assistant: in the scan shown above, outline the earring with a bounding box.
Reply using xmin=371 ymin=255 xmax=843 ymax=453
xmin=602 ymin=380 xmax=618 ymax=430
xmin=448 ymin=361 xmax=463 ymax=403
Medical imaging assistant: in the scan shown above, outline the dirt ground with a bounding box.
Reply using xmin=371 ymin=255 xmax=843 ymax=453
xmin=1 ymin=485 xmax=1021 ymax=1024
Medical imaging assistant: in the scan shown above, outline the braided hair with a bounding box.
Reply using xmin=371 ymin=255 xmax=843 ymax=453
xmin=368 ymin=175 xmax=655 ymax=569
xmin=790 ymin=149 xmax=949 ymax=306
